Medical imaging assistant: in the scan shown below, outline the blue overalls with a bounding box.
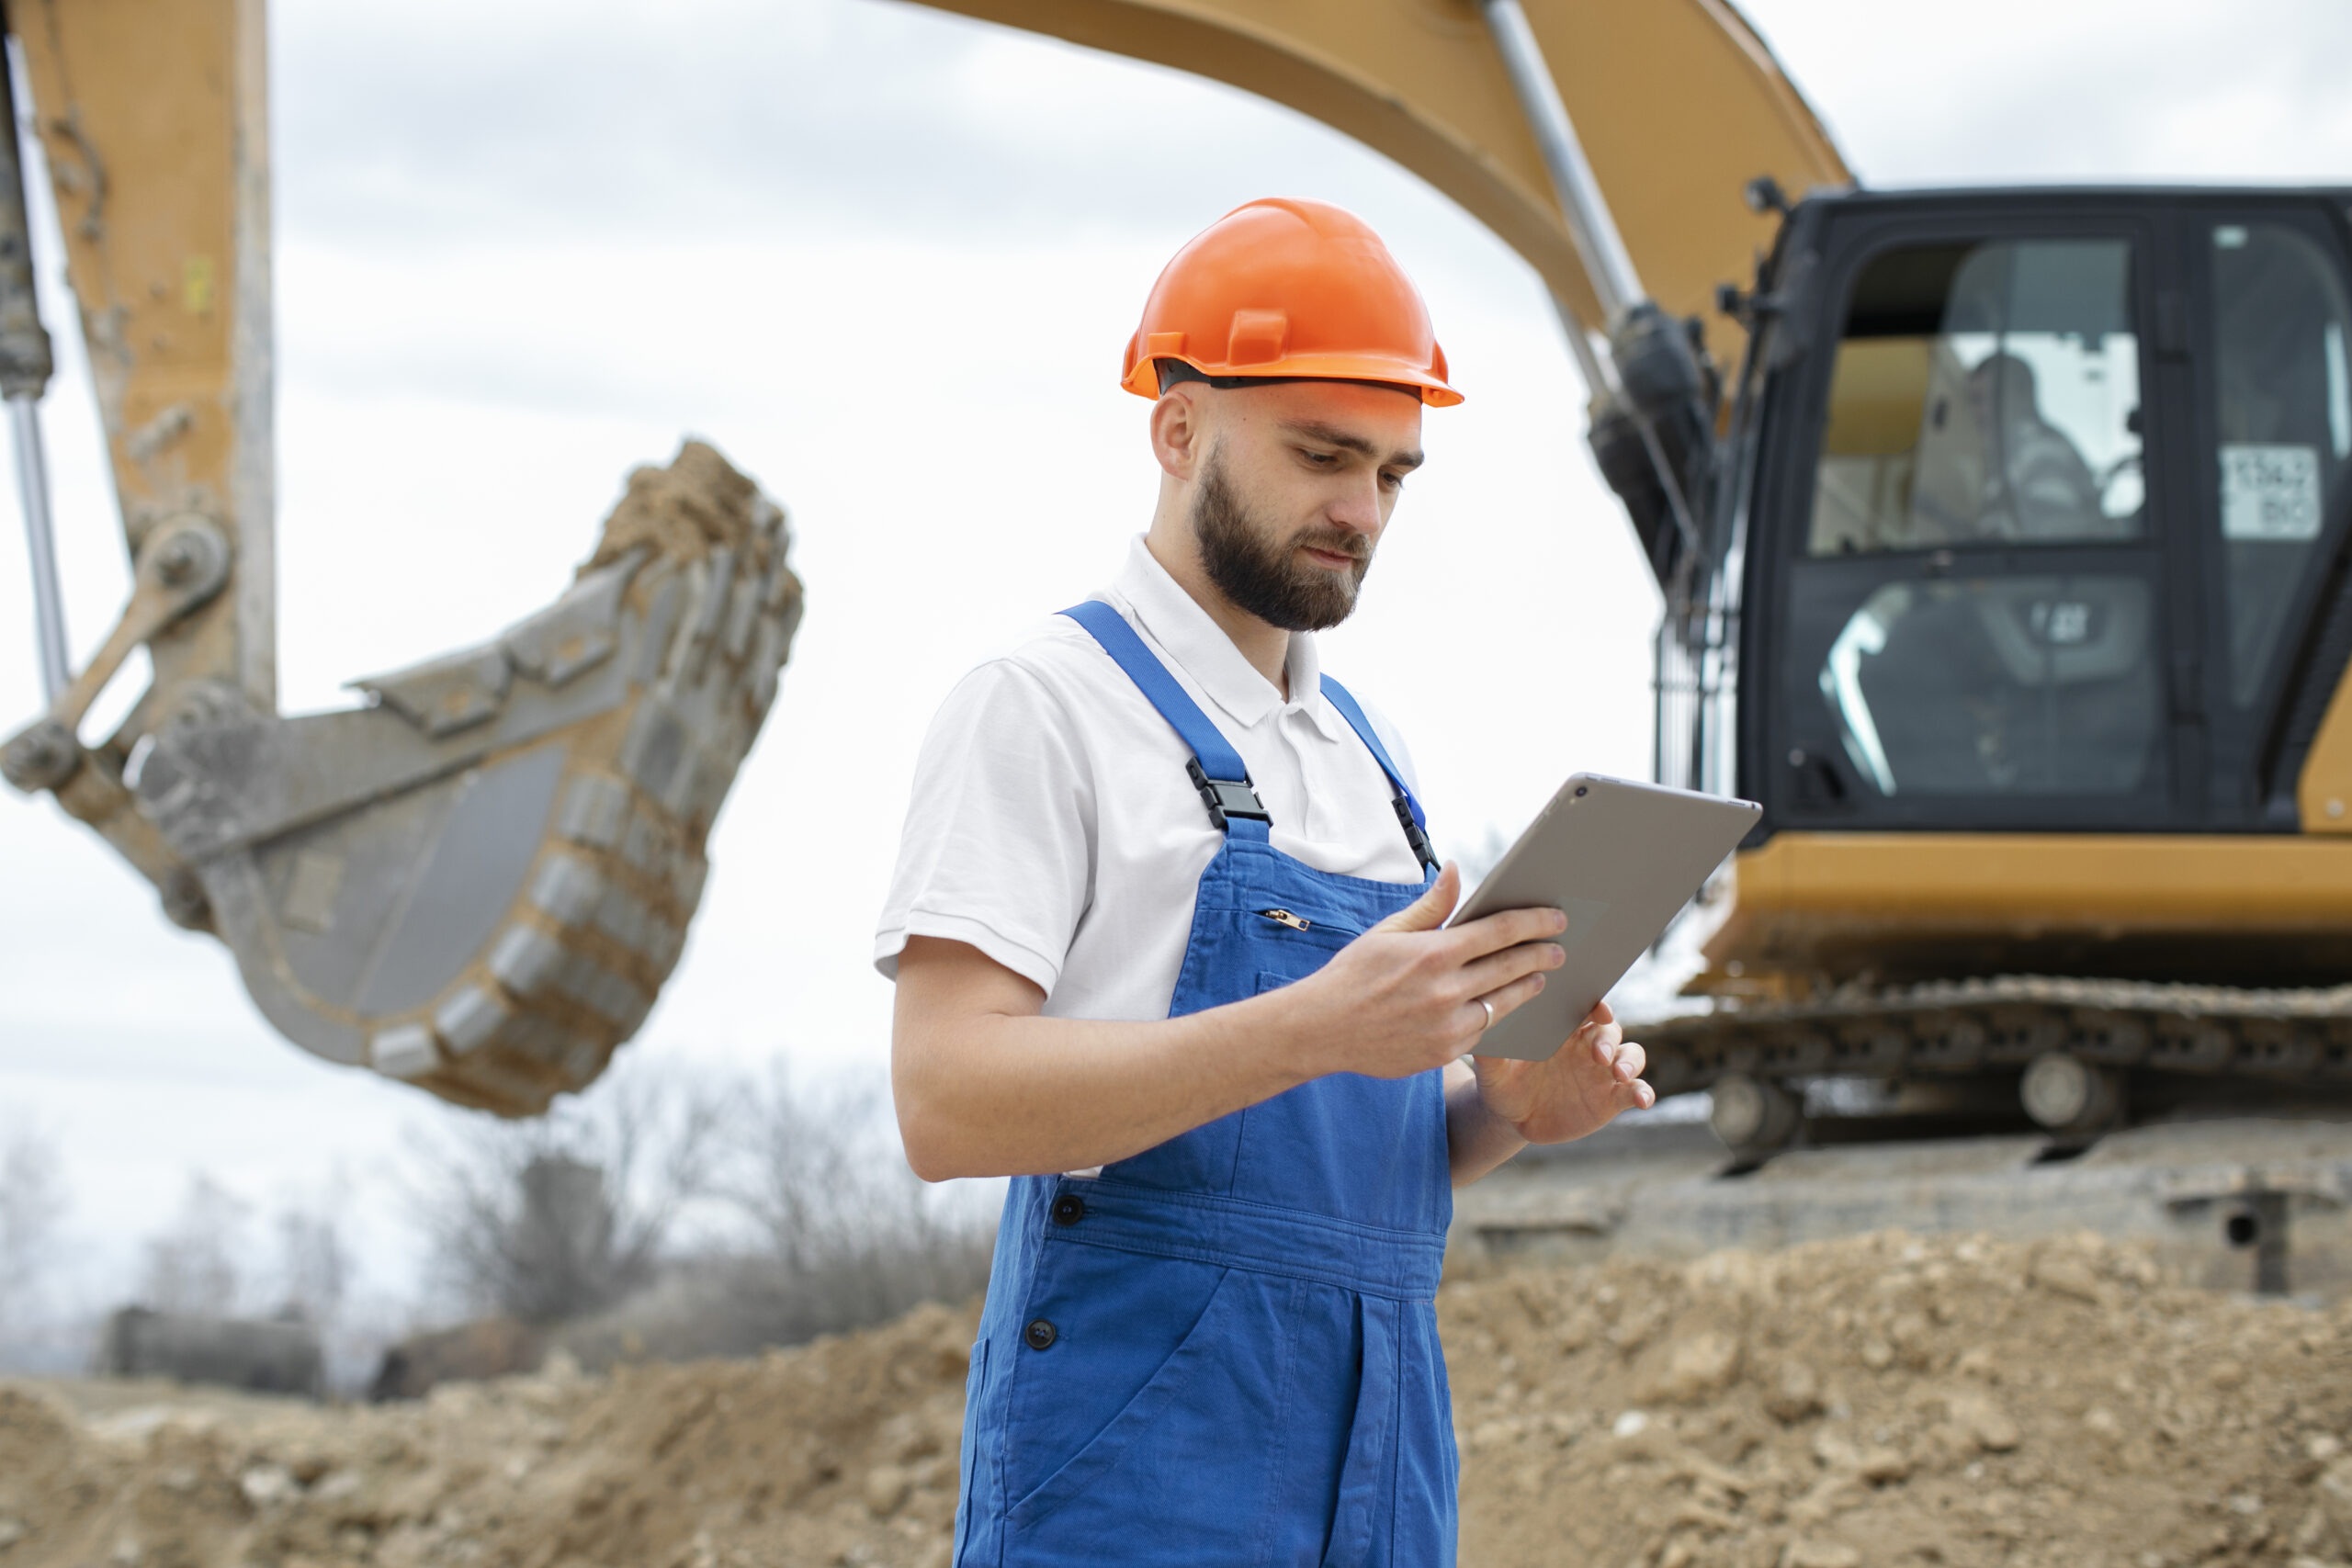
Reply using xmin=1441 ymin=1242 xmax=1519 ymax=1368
xmin=953 ymin=601 xmax=1457 ymax=1567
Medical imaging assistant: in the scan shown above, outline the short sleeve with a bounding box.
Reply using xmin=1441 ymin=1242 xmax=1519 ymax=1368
xmin=873 ymin=659 xmax=1094 ymax=994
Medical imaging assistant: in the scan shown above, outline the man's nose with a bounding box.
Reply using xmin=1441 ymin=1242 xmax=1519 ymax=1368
xmin=1327 ymin=473 xmax=1385 ymax=535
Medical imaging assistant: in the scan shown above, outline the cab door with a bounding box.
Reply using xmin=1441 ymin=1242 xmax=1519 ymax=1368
xmin=2182 ymin=204 xmax=2352 ymax=827
xmin=1748 ymin=204 xmax=2183 ymax=833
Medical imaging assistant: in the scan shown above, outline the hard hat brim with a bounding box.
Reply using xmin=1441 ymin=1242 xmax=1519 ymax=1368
xmin=1123 ymin=353 xmax=1464 ymax=408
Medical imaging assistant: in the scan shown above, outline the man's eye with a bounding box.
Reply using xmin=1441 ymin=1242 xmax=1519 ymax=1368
xmin=1300 ymin=449 xmax=1338 ymax=467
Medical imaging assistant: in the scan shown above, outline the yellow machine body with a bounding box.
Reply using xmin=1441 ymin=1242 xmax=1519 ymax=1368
xmin=1705 ymin=832 xmax=2352 ymax=995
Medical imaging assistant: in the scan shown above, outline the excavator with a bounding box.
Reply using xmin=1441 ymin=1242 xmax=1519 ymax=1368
xmin=5 ymin=1 xmax=2348 ymax=1150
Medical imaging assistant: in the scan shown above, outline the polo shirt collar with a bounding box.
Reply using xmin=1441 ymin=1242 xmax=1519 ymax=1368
xmin=1112 ymin=536 xmax=1351 ymax=742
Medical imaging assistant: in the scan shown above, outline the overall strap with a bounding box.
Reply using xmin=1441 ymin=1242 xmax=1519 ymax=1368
xmin=1319 ymin=674 xmax=1439 ymax=874
xmin=1060 ymin=601 xmax=1272 ymax=840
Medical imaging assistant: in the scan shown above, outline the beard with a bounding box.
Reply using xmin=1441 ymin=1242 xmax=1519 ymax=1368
xmin=1191 ymin=448 xmax=1372 ymax=633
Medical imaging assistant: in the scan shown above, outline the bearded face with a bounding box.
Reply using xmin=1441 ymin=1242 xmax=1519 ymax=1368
xmin=1190 ymin=443 xmax=1373 ymax=633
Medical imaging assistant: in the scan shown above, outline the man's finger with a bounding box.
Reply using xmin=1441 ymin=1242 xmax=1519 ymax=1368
xmin=1610 ymin=1041 xmax=1647 ymax=1084
xmin=1373 ymin=862 xmax=1460 ymax=935
xmin=1470 ymin=969 xmax=1548 ymax=1032
xmin=1458 ymin=939 xmax=1565 ymax=998
xmin=1448 ymin=903 xmax=1568 ymax=960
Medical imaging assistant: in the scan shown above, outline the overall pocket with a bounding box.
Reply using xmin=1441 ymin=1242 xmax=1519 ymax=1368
xmin=1001 ymin=1247 xmax=1288 ymax=1553
xmin=1248 ymin=908 xmax=1358 ymax=996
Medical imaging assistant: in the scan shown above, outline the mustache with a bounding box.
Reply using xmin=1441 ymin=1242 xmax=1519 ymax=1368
xmin=1291 ymin=528 xmax=1370 ymax=566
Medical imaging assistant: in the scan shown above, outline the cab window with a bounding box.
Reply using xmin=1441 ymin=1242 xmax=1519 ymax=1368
xmin=1809 ymin=239 xmax=2144 ymax=557
xmin=1775 ymin=233 xmax=2167 ymax=818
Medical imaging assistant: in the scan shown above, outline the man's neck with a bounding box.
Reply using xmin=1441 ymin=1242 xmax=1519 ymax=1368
xmin=1143 ymin=524 xmax=1292 ymax=700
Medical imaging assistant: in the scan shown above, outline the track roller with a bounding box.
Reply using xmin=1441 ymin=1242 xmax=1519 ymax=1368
xmin=1709 ymin=1073 xmax=1801 ymax=1163
xmin=2020 ymin=1052 xmax=2124 ymax=1138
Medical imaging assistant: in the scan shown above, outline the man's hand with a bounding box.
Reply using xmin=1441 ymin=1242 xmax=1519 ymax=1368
xmin=1469 ymin=1000 xmax=1653 ymax=1145
xmin=1272 ymin=863 xmax=1567 ymax=1083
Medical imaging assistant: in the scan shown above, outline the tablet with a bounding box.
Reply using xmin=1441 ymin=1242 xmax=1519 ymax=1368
xmin=1447 ymin=773 xmax=1760 ymax=1062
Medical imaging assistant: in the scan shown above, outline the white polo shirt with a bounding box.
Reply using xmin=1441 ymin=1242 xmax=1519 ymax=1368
xmin=875 ymin=536 xmax=1427 ymax=1023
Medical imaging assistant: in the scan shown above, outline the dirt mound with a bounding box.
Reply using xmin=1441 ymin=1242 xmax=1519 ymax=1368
xmin=6 ymin=1232 xmax=2352 ymax=1567
xmin=0 ymin=1302 xmax=976 ymax=1568
xmin=1449 ymin=1229 xmax=2352 ymax=1568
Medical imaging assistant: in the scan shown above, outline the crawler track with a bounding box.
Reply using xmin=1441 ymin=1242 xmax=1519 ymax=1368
xmin=1638 ymin=976 xmax=2352 ymax=1097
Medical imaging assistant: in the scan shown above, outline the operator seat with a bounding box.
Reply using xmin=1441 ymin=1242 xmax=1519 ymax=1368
xmin=1966 ymin=353 xmax=2112 ymax=541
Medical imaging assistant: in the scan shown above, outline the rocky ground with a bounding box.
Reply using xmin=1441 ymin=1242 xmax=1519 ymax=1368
xmin=6 ymin=1230 xmax=2351 ymax=1567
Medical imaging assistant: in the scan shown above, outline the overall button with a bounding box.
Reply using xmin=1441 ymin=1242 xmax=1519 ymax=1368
xmin=1023 ymin=1318 xmax=1058 ymax=1351
xmin=1050 ymin=1194 xmax=1086 ymax=1226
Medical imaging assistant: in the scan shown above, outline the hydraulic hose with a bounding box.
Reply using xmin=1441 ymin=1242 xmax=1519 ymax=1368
xmin=0 ymin=23 xmax=62 ymax=700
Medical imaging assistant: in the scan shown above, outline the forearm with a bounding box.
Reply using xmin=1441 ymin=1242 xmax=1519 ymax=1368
xmin=894 ymin=989 xmax=1317 ymax=1180
xmin=891 ymin=887 xmax=1571 ymax=1183
xmin=1443 ymin=1059 xmax=1528 ymax=1187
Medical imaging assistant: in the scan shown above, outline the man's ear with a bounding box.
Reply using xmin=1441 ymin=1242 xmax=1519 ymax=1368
xmin=1149 ymin=385 xmax=1208 ymax=482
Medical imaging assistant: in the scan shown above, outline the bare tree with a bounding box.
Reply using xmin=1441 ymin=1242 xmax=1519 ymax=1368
xmin=711 ymin=1066 xmax=995 ymax=1342
xmin=394 ymin=1058 xmax=993 ymax=1369
xmin=412 ymin=1063 xmax=729 ymax=1324
xmin=275 ymin=1204 xmax=350 ymax=1325
xmin=140 ymin=1174 xmax=254 ymax=1316
xmin=0 ymin=1121 xmax=67 ymax=1333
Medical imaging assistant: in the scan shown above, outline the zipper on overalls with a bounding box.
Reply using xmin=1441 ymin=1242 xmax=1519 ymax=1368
xmin=1255 ymin=908 xmax=1363 ymax=939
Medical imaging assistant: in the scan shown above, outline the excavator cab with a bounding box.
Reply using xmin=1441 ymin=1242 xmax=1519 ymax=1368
xmin=1646 ymin=188 xmax=2352 ymax=1151
xmin=1752 ymin=192 xmax=2352 ymax=847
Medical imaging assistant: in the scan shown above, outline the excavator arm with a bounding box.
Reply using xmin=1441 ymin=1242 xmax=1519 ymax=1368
xmin=2 ymin=0 xmax=273 ymax=919
xmin=0 ymin=0 xmax=1839 ymax=1114
xmin=912 ymin=0 xmax=1847 ymax=375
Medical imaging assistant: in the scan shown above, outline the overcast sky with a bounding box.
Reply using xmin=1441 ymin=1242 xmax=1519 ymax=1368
xmin=3 ymin=0 xmax=2349 ymax=1314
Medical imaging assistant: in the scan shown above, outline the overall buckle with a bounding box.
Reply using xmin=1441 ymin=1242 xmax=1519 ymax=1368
xmin=1393 ymin=795 xmax=1437 ymax=872
xmin=1185 ymin=757 xmax=1271 ymax=829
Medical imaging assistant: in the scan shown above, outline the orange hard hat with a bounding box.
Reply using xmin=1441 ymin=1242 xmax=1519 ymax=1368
xmin=1121 ymin=197 xmax=1463 ymax=407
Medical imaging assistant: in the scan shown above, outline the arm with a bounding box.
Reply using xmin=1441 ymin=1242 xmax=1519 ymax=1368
xmin=892 ymin=937 xmax=1317 ymax=1180
xmin=892 ymin=863 xmax=1566 ymax=1181
xmin=1443 ymin=1059 xmax=1529 ymax=1186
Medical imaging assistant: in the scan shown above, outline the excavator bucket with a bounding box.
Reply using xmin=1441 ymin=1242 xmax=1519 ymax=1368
xmin=123 ymin=443 xmax=800 ymax=1114
xmin=0 ymin=4 xmax=815 ymax=1114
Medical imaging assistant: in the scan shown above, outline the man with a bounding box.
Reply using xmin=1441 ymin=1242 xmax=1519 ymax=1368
xmin=1966 ymin=351 xmax=2114 ymax=540
xmin=877 ymin=197 xmax=1654 ymax=1566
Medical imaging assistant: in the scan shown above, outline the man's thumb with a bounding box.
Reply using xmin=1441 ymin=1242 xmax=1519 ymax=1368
xmin=1374 ymin=862 xmax=1460 ymax=934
